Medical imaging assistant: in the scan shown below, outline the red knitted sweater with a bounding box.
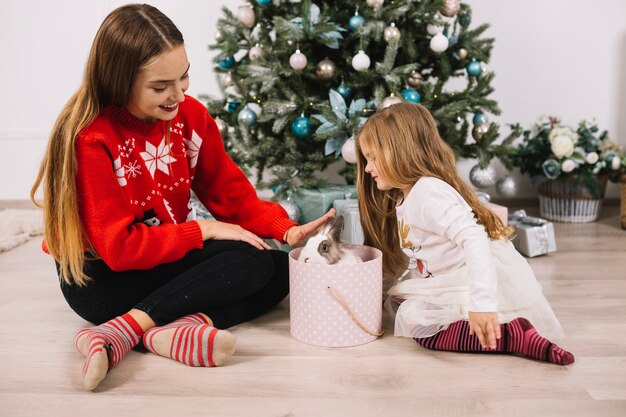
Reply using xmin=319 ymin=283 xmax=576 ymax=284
xmin=57 ymin=95 xmax=295 ymax=271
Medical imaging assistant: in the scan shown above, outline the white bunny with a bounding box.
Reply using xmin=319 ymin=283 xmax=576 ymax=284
xmin=299 ymin=215 xmax=363 ymax=265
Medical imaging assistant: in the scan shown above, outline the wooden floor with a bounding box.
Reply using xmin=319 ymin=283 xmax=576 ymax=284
xmin=1 ymin=205 xmax=625 ymax=417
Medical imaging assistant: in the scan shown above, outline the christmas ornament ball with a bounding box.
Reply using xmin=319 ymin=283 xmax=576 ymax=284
xmin=217 ymin=56 xmax=235 ymax=70
xmin=316 ymin=58 xmax=337 ymax=80
xmin=292 ymin=116 xmax=312 ymax=138
xmin=457 ymin=48 xmax=468 ymax=60
xmin=337 ymin=84 xmax=353 ymax=100
xmin=214 ymin=30 xmax=224 ymax=42
xmin=226 ymin=100 xmax=240 ymax=113
xmin=237 ymin=108 xmax=257 ymax=127
xmin=406 ymin=71 xmax=422 ymax=88
xmin=466 ymin=60 xmax=483 ymax=77
xmin=440 ymin=0 xmax=461 ymax=17
xmin=472 ymin=113 xmax=489 ymax=125
xmin=341 ymin=137 xmax=358 ymax=164
xmin=215 ymin=118 xmax=227 ymax=136
xmin=469 ymin=164 xmax=497 ymax=189
xmin=384 ymin=23 xmax=401 ymax=42
xmin=495 ymin=175 xmax=519 ymax=198
xmin=236 ymin=6 xmax=256 ymax=28
xmin=471 ymin=123 xmax=490 ymax=142
xmin=279 ymin=199 xmax=301 ymax=222
xmin=401 ymin=88 xmax=421 ymax=103
xmin=249 ymin=45 xmax=264 ymax=61
xmin=289 ymin=50 xmax=308 ymax=70
xmin=349 ymin=14 xmax=365 ymax=31
xmin=257 ymin=0 xmax=272 ymax=5
xmin=430 ymin=33 xmax=449 ymax=53
xmin=366 ymin=0 xmax=385 ymax=7
xmin=382 ymin=95 xmax=402 ymax=108
xmin=222 ymin=71 xmax=234 ymax=87
xmin=352 ymin=50 xmax=371 ymax=71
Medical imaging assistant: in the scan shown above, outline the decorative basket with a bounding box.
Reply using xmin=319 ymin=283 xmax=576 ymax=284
xmin=537 ymin=176 xmax=607 ymax=223
xmin=288 ymin=245 xmax=383 ymax=348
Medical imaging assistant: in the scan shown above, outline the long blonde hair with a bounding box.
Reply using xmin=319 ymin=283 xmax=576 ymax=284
xmin=355 ymin=102 xmax=512 ymax=277
xmin=30 ymin=4 xmax=184 ymax=286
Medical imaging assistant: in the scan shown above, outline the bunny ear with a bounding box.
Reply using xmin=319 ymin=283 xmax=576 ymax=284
xmin=328 ymin=215 xmax=344 ymax=243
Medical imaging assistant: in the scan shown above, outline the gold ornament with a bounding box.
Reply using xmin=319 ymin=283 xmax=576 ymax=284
xmin=472 ymin=123 xmax=490 ymax=142
xmin=215 ymin=118 xmax=227 ymax=136
xmin=316 ymin=58 xmax=337 ymax=80
xmin=406 ymin=71 xmax=422 ymax=88
xmin=440 ymin=0 xmax=461 ymax=17
xmin=458 ymin=48 xmax=468 ymax=60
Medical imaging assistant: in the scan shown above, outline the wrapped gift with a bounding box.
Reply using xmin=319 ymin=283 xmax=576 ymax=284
xmin=333 ymin=197 xmax=364 ymax=244
xmin=483 ymin=201 xmax=508 ymax=225
xmin=508 ymin=210 xmax=557 ymax=257
xmin=292 ymin=184 xmax=357 ymax=223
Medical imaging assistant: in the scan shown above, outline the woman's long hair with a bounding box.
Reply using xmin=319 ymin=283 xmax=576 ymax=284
xmin=30 ymin=4 xmax=184 ymax=286
xmin=355 ymin=102 xmax=512 ymax=278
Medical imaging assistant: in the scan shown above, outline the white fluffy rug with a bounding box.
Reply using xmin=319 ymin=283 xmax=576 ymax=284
xmin=0 ymin=208 xmax=44 ymax=253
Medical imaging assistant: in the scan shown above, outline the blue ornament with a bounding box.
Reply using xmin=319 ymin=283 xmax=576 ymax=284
xmin=466 ymin=60 xmax=482 ymax=77
xmin=292 ymin=116 xmax=313 ymax=138
xmin=348 ymin=14 xmax=365 ymax=32
xmin=401 ymin=88 xmax=421 ymax=103
xmin=226 ymin=100 xmax=240 ymax=113
xmin=257 ymin=0 xmax=272 ymax=5
xmin=473 ymin=113 xmax=489 ymax=125
xmin=237 ymin=108 xmax=257 ymax=127
xmin=337 ymin=84 xmax=353 ymax=100
xmin=217 ymin=56 xmax=235 ymax=70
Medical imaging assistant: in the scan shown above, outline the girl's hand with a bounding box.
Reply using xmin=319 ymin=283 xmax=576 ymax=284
xmin=196 ymin=219 xmax=271 ymax=250
xmin=284 ymin=209 xmax=336 ymax=247
xmin=468 ymin=311 xmax=501 ymax=349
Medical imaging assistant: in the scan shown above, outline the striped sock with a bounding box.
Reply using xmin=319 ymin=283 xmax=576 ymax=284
xmin=143 ymin=313 xmax=236 ymax=367
xmin=415 ymin=317 xmax=574 ymax=365
xmin=75 ymin=313 xmax=144 ymax=390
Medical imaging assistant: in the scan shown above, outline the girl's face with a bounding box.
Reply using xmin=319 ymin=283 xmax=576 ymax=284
xmin=126 ymin=45 xmax=190 ymax=123
xmin=361 ymin=143 xmax=392 ymax=191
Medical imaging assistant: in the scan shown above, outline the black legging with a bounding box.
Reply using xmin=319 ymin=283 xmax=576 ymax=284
xmin=59 ymin=240 xmax=289 ymax=329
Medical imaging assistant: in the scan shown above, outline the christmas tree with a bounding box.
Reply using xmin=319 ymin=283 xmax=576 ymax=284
xmin=206 ymin=0 xmax=518 ymax=196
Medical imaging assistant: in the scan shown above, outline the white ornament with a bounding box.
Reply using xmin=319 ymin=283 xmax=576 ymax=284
xmin=236 ymin=6 xmax=256 ymax=28
xmin=249 ymin=45 xmax=264 ymax=61
xmin=289 ymin=49 xmax=308 ymax=70
xmin=341 ymin=137 xmax=358 ymax=164
xmin=382 ymin=95 xmax=402 ymax=108
xmin=366 ymin=0 xmax=385 ymax=8
xmin=427 ymin=23 xmax=444 ymax=35
xmin=430 ymin=33 xmax=449 ymax=53
xmin=383 ymin=23 xmax=401 ymax=42
xmin=351 ymin=50 xmax=371 ymax=71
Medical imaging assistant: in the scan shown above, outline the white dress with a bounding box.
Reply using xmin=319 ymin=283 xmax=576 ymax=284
xmin=387 ymin=177 xmax=564 ymax=339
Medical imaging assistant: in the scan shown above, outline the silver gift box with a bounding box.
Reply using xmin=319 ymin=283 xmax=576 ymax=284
xmin=332 ymin=197 xmax=364 ymax=245
xmin=508 ymin=210 xmax=557 ymax=257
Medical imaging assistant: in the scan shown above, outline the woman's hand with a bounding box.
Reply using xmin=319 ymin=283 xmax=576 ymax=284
xmin=284 ymin=209 xmax=336 ymax=247
xmin=196 ymin=219 xmax=271 ymax=250
xmin=468 ymin=311 xmax=501 ymax=349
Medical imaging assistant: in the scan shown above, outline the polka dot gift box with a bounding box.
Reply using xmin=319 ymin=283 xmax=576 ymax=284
xmin=288 ymin=245 xmax=383 ymax=347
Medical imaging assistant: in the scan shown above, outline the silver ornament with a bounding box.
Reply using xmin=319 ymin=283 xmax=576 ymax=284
xmin=383 ymin=23 xmax=401 ymax=42
xmin=440 ymin=0 xmax=461 ymax=17
xmin=382 ymin=95 xmax=402 ymax=108
xmin=495 ymin=175 xmax=519 ymax=198
xmin=471 ymin=123 xmax=490 ymax=142
xmin=406 ymin=71 xmax=422 ymax=88
xmin=215 ymin=118 xmax=227 ymax=136
xmin=316 ymin=58 xmax=337 ymax=80
xmin=279 ymin=198 xmax=300 ymax=221
xmin=469 ymin=164 xmax=496 ymax=189
xmin=458 ymin=48 xmax=468 ymax=60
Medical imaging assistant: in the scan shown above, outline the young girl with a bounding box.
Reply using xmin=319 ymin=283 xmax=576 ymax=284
xmin=355 ymin=102 xmax=574 ymax=365
xmin=31 ymin=4 xmax=332 ymax=391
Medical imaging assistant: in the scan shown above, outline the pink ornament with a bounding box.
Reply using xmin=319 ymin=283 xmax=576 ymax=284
xmin=236 ymin=6 xmax=256 ymax=28
xmin=289 ymin=49 xmax=308 ymax=70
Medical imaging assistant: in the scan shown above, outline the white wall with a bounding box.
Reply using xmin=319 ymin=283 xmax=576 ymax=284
xmin=2 ymin=0 xmax=625 ymax=200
